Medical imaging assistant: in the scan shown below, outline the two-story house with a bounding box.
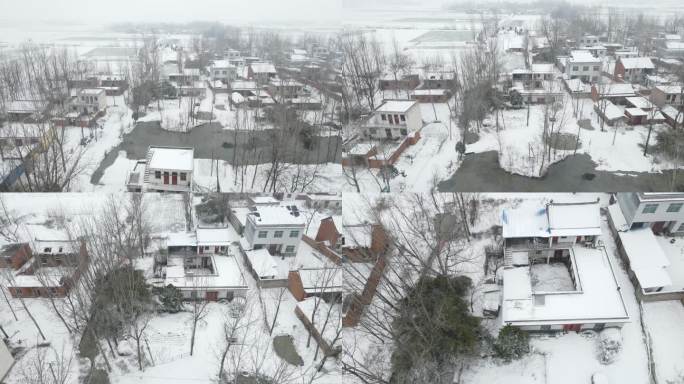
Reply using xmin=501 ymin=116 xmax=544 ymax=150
xmin=650 ymin=85 xmax=683 ymax=107
xmin=210 ymin=60 xmax=237 ymax=84
xmin=243 ymin=205 xmax=306 ymax=257
xmin=363 ymin=100 xmax=422 ymax=140
xmin=564 ymin=50 xmax=601 ymax=83
xmin=247 ymin=63 xmax=277 ymax=84
xmin=501 ymin=199 xmax=630 ymax=332
xmin=615 ymin=193 xmax=684 ymax=234
xmin=72 ymin=88 xmax=107 ymax=116
xmin=613 ymin=57 xmax=654 ymax=85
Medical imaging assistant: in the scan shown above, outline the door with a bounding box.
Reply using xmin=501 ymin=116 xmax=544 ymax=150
xmin=206 ymin=291 xmax=218 ymax=301
xmin=563 ymin=324 xmax=582 ymax=332
xmin=554 ymin=249 xmax=564 ymax=258
xmin=652 ymin=221 xmax=666 ymax=234
xmin=385 ymin=128 xmax=392 ymax=138
xmin=163 ymin=172 xmax=169 ymax=184
xmin=172 ymin=172 xmax=178 ymax=185
xmin=215 ymin=246 xmax=220 ymax=254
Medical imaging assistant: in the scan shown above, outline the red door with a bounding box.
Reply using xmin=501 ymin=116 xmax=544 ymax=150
xmin=172 ymin=172 xmax=178 ymax=185
xmin=205 ymin=291 xmax=218 ymax=301
xmin=563 ymin=324 xmax=582 ymax=332
xmin=652 ymin=221 xmax=666 ymax=234
xmin=163 ymin=172 xmax=169 ymax=184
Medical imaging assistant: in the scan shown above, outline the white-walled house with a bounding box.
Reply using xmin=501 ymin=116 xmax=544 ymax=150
xmin=614 ymin=193 xmax=684 ymax=234
xmin=71 ymin=88 xmax=107 ymax=116
xmin=564 ymin=50 xmax=601 ymax=83
xmin=363 ymin=100 xmax=422 ymax=140
xmin=243 ymin=205 xmax=306 ymax=257
xmin=210 ymin=60 xmax=237 ymax=83
xmin=500 ymin=200 xmax=629 ymax=332
xmin=142 ymin=146 xmax=194 ymax=193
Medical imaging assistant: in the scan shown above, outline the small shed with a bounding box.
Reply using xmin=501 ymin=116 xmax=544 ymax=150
xmin=625 ymin=108 xmax=648 ymax=125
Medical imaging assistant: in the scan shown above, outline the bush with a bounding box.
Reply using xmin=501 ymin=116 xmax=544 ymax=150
xmin=494 ymin=324 xmax=530 ymax=361
xmin=158 ymin=284 xmax=184 ymax=313
xmin=597 ymin=328 xmax=622 ymax=365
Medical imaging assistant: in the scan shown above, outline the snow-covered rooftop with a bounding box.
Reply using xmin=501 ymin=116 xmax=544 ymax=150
xmin=618 ymin=228 xmax=672 ymax=289
xmin=503 ymin=247 xmax=629 ymax=326
xmin=625 ymin=97 xmax=654 ymax=110
xmin=196 ymin=226 xmax=240 ymax=246
xmin=164 ymin=255 xmax=248 ymax=289
xmin=342 ymin=224 xmax=372 ymax=248
xmin=78 ymin=88 xmax=105 ymax=96
xmin=547 ymin=201 xmax=601 ymax=237
xmin=299 ymin=268 xmax=343 ymax=292
xmin=655 ymin=85 xmax=683 ymax=94
xmin=247 ymin=205 xmax=306 ymax=227
xmin=212 ymin=60 xmax=235 ymax=69
xmin=619 ymin=57 xmax=654 ymax=69
xmin=598 ymin=83 xmax=636 ymax=97
xmin=375 ymin=100 xmax=418 ymax=113
xmin=244 ymin=248 xmax=279 ymax=278
xmin=412 ymin=89 xmax=448 ymax=96
xmin=569 ymin=50 xmax=601 ymax=63
xmin=250 ymin=63 xmax=277 ymax=73
xmin=596 ymin=100 xmax=625 ymax=121
xmin=147 ymin=146 xmax=194 ymax=172
xmin=661 ymin=105 xmax=684 ymax=124
xmin=625 ymin=108 xmax=648 ymax=117
xmin=503 ymin=201 xmax=601 ymax=238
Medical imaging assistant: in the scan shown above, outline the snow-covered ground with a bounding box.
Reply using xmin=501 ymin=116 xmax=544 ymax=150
xmin=643 ymin=300 xmax=684 ymax=383
xmin=468 ymin=98 xmax=671 ymax=178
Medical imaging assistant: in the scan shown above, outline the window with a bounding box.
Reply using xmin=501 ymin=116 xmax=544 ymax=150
xmin=274 ymin=230 xmax=283 ymax=238
xmin=54 ymin=255 xmax=62 ymax=265
xmin=387 ymin=115 xmax=394 ymax=124
xmin=41 ymin=255 xmax=49 ymax=266
xmin=258 ymin=231 xmax=268 ymax=238
xmin=582 ymin=66 xmax=589 ymax=71
xmin=180 ymin=172 xmax=186 ymax=181
xmin=285 ymin=245 xmax=295 ymax=253
xmin=254 ymin=244 xmax=264 ymax=249
xmin=593 ymin=66 xmax=599 ymax=71
xmin=289 ymin=230 xmax=300 ymax=238
xmin=381 ymin=114 xmax=387 ymax=121
xmin=400 ymin=129 xmax=408 ymax=135
xmin=155 ymin=171 xmax=161 ymax=179
xmin=667 ymin=203 xmax=683 ymax=213
xmin=400 ymin=114 xmax=406 ymax=122
xmin=44 ymin=247 xmax=52 ymax=253
xmin=677 ymin=223 xmax=684 ymax=232
xmin=572 ymin=66 xmax=579 ymax=71
xmin=642 ymin=204 xmax=658 ymax=214
xmin=14 ymin=139 xmax=22 ymax=146
xmin=540 ymin=325 xmax=551 ymax=331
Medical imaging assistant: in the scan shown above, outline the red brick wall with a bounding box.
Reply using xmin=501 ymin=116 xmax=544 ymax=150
xmin=288 ymin=271 xmax=307 ymax=301
xmin=315 ymin=217 xmax=341 ymax=248
xmin=370 ymin=225 xmax=389 ymax=256
xmin=301 ymin=235 xmax=343 ymax=265
xmin=0 ymin=243 xmax=32 ymax=270
xmin=295 ymin=305 xmax=333 ymax=356
xmin=614 ymin=59 xmax=625 ymax=82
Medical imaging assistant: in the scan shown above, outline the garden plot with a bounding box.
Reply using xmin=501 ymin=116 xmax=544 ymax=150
xmin=530 ymin=263 xmax=575 ymax=292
